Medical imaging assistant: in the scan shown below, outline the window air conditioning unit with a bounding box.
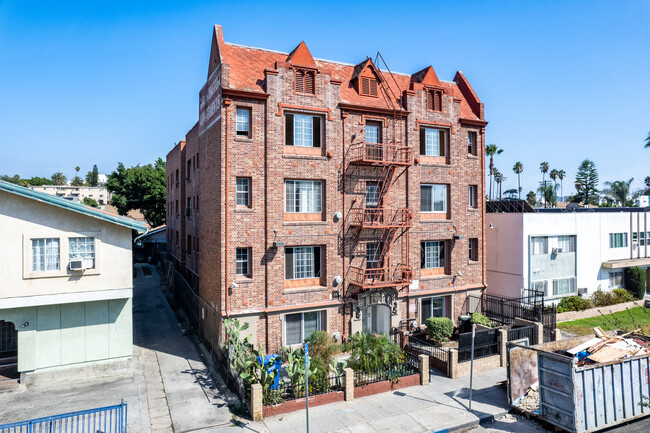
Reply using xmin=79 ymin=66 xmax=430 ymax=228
xmin=578 ymin=287 xmax=588 ymax=296
xmin=552 ymin=248 xmax=563 ymax=255
xmin=70 ymin=259 xmax=93 ymax=271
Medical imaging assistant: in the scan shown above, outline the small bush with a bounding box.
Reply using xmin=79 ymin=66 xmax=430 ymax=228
xmin=425 ymin=317 xmax=454 ymax=342
xmin=471 ymin=312 xmax=493 ymax=328
xmin=557 ymin=296 xmax=592 ymax=313
xmin=625 ymin=267 xmax=646 ymax=300
xmin=592 ymin=288 xmax=635 ymax=307
xmin=346 ymin=333 xmax=404 ymax=372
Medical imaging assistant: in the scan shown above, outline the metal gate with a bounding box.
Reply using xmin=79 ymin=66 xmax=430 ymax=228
xmin=0 ymin=402 xmax=127 ymax=433
xmin=0 ymin=321 xmax=17 ymax=356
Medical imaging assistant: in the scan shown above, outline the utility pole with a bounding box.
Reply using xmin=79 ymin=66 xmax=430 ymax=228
xmin=305 ymin=342 xmax=310 ymax=433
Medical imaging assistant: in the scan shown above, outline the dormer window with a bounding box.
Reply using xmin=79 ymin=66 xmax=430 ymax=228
xmin=295 ymin=68 xmax=315 ymax=95
xmin=360 ymin=77 xmax=378 ymax=97
xmin=426 ymin=89 xmax=443 ymax=112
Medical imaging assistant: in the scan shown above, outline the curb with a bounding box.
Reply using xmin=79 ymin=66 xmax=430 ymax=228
xmin=433 ymin=408 xmax=509 ymax=433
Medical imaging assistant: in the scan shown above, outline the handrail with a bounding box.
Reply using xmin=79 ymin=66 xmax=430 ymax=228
xmin=348 ymin=265 xmax=413 ymax=289
xmin=349 ymin=207 xmax=413 ymax=228
xmin=348 ymin=142 xmax=413 ymax=166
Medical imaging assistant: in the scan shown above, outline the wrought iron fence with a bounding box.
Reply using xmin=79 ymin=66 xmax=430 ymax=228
xmin=263 ymin=374 xmax=344 ymax=406
xmin=457 ymin=342 xmax=499 ymax=362
xmin=0 ymin=401 xmax=127 ymax=433
xmin=507 ymin=325 xmax=536 ymax=344
xmin=353 ymin=361 xmax=418 ymax=387
xmin=458 ymin=328 xmax=499 ymax=362
xmin=407 ymin=335 xmax=450 ymax=362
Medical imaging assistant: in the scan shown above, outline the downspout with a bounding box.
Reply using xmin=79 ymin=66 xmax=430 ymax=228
xmin=224 ymin=99 xmax=231 ymax=317
xmin=341 ymin=112 xmax=347 ymax=339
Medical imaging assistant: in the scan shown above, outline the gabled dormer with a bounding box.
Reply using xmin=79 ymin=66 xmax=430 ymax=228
xmin=286 ymin=41 xmax=317 ymax=95
xmin=412 ymin=66 xmax=445 ymax=112
xmin=351 ymin=58 xmax=382 ymax=98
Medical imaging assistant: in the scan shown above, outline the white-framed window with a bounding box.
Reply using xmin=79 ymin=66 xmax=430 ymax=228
xmin=236 ymin=178 xmax=250 ymax=207
xmin=365 ymin=182 xmax=380 ymax=208
xmin=531 ymin=237 xmax=548 ymax=255
xmin=285 ymin=311 xmax=324 ymax=345
xmin=422 ymin=297 xmax=445 ymax=321
xmin=285 ymin=246 xmax=321 ymax=280
xmin=285 ymin=113 xmax=321 ymax=148
xmin=553 ymin=277 xmax=577 ymax=296
xmin=236 ymin=108 xmax=251 ymax=136
xmin=285 ymin=180 xmax=322 ymax=213
xmin=609 ymin=271 xmax=624 ymax=289
xmin=421 ymin=241 xmax=445 ymax=269
xmin=531 ymin=280 xmax=548 ymax=296
xmin=420 ymin=184 xmax=447 ymax=213
xmin=69 ymin=237 xmax=95 ymax=268
xmin=632 ymin=232 xmax=647 ymax=247
xmin=557 ymin=235 xmax=576 ymax=253
xmin=366 ymin=243 xmax=381 ymax=269
xmin=468 ymin=185 xmax=477 ymax=208
xmin=609 ymin=233 xmax=628 ymax=248
xmin=365 ymin=122 xmax=380 ymax=143
xmin=31 ymin=238 xmax=60 ymax=272
xmin=236 ymin=248 xmax=250 ymax=277
xmin=420 ymin=127 xmax=446 ymax=157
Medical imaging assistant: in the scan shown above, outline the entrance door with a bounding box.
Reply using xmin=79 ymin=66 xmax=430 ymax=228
xmin=362 ymin=304 xmax=391 ymax=335
xmin=0 ymin=320 xmax=18 ymax=382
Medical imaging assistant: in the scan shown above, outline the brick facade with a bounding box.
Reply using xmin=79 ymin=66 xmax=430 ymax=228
xmin=166 ymin=25 xmax=487 ymax=353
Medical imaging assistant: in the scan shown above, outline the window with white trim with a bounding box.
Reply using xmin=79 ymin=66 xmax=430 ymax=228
xmin=236 ymin=108 xmax=250 ymax=137
xmin=609 ymin=233 xmax=628 ymax=248
xmin=236 ymin=178 xmax=250 ymax=207
xmin=421 ymin=241 xmax=445 ymax=269
xmin=609 ymin=271 xmax=623 ymax=289
xmin=557 ymin=236 xmax=576 ymax=253
xmin=422 ymin=297 xmax=445 ymax=321
xmin=236 ymin=248 xmax=250 ymax=277
xmin=285 ymin=113 xmax=321 ymax=148
xmin=531 ymin=280 xmax=548 ymax=296
xmin=531 ymin=237 xmax=548 ymax=255
xmin=420 ymin=184 xmax=447 ymax=213
xmin=365 ymin=122 xmax=381 ymax=144
xmin=553 ymin=277 xmax=577 ymax=296
xmin=69 ymin=237 xmax=95 ymax=269
xmin=468 ymin=185 xmax=477 ymax=208
xmin=419 ymin=127 xmax=446 ymax=157
xmin=285 ymin=180 xmax=322 ymax=213
xmin=285 ymin=311 xmax=324 ymax=345
xmin=31 ymin=238 xmax=60 ymax=272
xmin=285 ymin=246 xmax=321 ymax=280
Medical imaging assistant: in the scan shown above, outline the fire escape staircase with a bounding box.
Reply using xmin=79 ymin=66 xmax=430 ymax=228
xmin=347 ymin=53 xmax=413 ymax=293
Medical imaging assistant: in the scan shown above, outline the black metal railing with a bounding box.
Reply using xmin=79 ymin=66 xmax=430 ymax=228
xmin=407 ymin=335 xmax=450 ymax=362
xmin=458 ymin=342 xmax=499 ymax=362
xmin=507 ymin=325 xmax=536 ymax=344
xmin=263 ymin=374 xmax=344 ymax=406
xmin=353 ymin=362 xmax=418 ymax=387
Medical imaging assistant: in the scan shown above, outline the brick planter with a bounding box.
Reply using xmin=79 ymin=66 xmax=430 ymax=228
xmin=353 ymin=373 xmax=420 ymax=398
xmin=262 ymin=391 xmax=345 ymax=418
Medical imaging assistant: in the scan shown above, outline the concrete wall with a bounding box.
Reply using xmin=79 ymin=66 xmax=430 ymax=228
xmin=1 ymin=298 xmax=132 ymax=373
xmin=0 ymin=190 xmax=133 ymax=302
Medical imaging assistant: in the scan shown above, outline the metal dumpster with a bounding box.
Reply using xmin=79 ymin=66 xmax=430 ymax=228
xmin=538 ymin=349 xmax=650 ymax=432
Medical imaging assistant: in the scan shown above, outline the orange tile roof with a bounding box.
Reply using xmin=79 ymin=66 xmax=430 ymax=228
xmin=222 ymin=43 xmax=480 ymax=120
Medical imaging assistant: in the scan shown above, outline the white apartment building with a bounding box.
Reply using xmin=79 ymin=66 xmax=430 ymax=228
xmin=29 ymin=185 xmax=110 ymax=206
xmin=486 ymin=202 xmax=650 ymax=302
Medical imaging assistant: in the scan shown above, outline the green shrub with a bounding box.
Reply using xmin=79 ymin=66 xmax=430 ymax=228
xmin=425 ymin=317 xmax=454 ymax=342
xmin=625 ymin=267 xmax=646 ymax=299
xmin=557 ymin=296 xmax=592 ymax=313
xmin=612 ymin=288 xmax=635 ymax=304
xmin=591 ymin=289 xmax=615 ymax=307
xmin=471 ymin=312 xmax=493 ymax=328
xmin=304 ymin=330 xmax=341 ymax=377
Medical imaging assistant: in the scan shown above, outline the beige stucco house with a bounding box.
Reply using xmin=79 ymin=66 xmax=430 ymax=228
xmin=0 ymin=180 xmax=147 ymax=382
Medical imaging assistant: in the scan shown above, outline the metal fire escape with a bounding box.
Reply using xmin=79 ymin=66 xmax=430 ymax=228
xmin=346 ymin=53 xmax=413 ymax=294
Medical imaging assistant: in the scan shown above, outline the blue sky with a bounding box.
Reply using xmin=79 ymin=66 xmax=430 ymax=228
xmin=0 ymin=1 xmax=648 ymax=196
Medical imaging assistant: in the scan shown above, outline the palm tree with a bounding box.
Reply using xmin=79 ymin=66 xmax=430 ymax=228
xmin=513 ymin=162 xmax=523 ymax=199
xmin=494 ymin=170 xmax=506 ymax=201
xmin=549 ymin=169 xmax=559 ymax=203
xmin=526 ymin=191 xmax=537 ymax=206
xmin=485 ymin=144 xmax=503 ymax=200
xmin=51 ymin=172 xmax=67 ymax=186
xmin=558 ymin=170 xmax=566 ymax=201
xmin=538 ymin=183 xmax=557 ymax=208
xmin=603 ymin=178 xmax=634 ymax=207
xmin=75 ymin=166 xmax=80 ymax=174
xmin=539 ymin=162 xmax=549 ymax=206
xmin=645 ymin=131 xmax=650 ymax=148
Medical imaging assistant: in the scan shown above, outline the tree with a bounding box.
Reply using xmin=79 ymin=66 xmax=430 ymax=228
xmin=485 ymin=144 xmax=503 ymax=201
xmin=494 ymin=169 xmax=505 ymax=201
xmin=504 ymin=188 xmax=518 ymax=199
xmin=602 ymin=178 xmax=634 ymax=207
xmin=51 ymin=172 xmax=67 ymax=185
xmin=645 ymin=131 xmax=650 ymax=148
xmin=107 ymin=158 xmax=166 ymax=227
xmin=539 ymin=162 xmax=549 ymax=206
xmin=25 ymin=176 xmax=49 ymax=186
xmin=1 ymin=174 xmax=22 ymax=185
xmin=86 ymin=164 xmax=99 ymax=187
xmin=538 ymin=183 xmax=557 ymax=208
xmin=558 ymin=169 xmax=566 ymax=201
xmin=70 ymin=176 xmax=84 ymax=186
xmin=512 ymin=162 xmax=523 ymax=199
xmin=526 ymin=191 xmax=537 ymax=206
xmin=575 ymin=159 xmax=599 ymax=205
xmin=75 ymin=166 xmax=80 ymax=175
xmin=550 ymin=169 xmax=559 ymax=203
xmin=82 ymin=197 xmax=99 ymax=208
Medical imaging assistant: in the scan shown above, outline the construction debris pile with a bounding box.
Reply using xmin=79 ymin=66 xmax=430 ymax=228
xmin=561 ymin=328 xmax=650 ymax=366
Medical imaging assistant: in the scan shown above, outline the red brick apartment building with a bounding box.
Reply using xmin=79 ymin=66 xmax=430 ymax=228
xmin=166 ymin=25 xmax=487 ymax=352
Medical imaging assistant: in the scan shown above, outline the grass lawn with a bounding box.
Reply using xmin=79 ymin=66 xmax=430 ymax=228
xmin=557 ymin=307 xmax=650 ymax=336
